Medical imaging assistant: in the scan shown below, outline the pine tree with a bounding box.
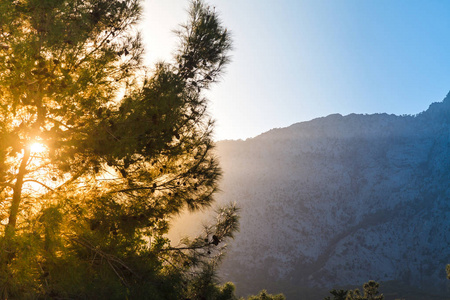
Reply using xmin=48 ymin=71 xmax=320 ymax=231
xmin=0 ymin=0 xmax=236 ymax=298
xmin=324 ymin=289 xmax=348 ymax=300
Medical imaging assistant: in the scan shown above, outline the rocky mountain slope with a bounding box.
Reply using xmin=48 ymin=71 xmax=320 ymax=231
xmin=212 ymin=94 xmax=450 ymax=298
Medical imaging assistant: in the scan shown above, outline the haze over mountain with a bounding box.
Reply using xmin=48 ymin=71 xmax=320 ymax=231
xmin=206 ymin=94 xmax=450 ymax=299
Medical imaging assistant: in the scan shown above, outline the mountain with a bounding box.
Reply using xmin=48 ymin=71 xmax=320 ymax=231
xmin=211 ymin=94 xmax=450 ymax=299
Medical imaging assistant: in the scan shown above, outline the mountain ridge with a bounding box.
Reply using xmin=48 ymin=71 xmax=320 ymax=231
xmin=211 ymin=93 xmax=450 ymax=298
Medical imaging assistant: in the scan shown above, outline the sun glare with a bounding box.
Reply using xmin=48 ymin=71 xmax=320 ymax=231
xmin=30 ymin=142 xmax=46 ymax=154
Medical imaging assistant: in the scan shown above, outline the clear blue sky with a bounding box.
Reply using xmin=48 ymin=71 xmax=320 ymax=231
xmin=142 ymin=0 xmax=450 ymax=141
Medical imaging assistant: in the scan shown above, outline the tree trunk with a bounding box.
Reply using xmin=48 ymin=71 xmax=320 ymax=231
xmin=5 ymin=148 xmax=30 ymax=239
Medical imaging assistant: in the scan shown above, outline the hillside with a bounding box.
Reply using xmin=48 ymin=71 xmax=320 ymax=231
xmin=211 ymin=94 xmax=450 ymax=299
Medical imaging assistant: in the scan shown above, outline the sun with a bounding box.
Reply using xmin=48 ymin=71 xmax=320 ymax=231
xmin=29 ymin=142 xmax=46 ymax=154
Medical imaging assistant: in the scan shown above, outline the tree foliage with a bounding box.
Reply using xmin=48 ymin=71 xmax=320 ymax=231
xmin=324 ymin=281 xmax=384 ymax=300
xmin=324 ymin=289 xmax=348 ymax=300
xmin=344 ymin=280 xmax=384 ymax=300
xmin=245 ymin=289 xmax=286 ymax=300
xmin=0 ymin=0 xmax=237 ymax=298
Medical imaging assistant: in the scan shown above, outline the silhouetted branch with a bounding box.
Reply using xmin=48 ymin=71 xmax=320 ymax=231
xmin=23 ymin=179 xmax=55 ymax=192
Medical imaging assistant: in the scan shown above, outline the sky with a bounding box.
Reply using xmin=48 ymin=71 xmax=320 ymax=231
xmin=141 ymin=0 xmax=450 ymax=141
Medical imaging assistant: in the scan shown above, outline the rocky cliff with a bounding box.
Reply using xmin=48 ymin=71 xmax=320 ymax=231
xmin=213 ymin=94 xmax=450 ymax=298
